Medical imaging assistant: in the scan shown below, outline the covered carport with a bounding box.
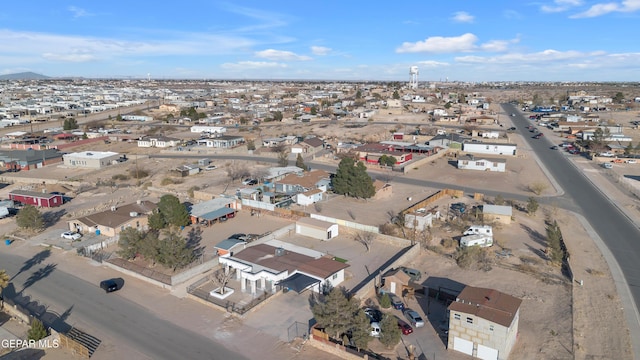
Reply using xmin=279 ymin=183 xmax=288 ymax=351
xmin=278 ymin=273 xmax=320 ymax=294
xmin=195 ymin=207 xmax=236 ymax=226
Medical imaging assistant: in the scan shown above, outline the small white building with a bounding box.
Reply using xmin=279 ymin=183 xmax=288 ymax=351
xmin=137 ymin=136 xmax=180 ymax=148
xmin=462 ymin=142 xmax=517 ymax=156
xmin=63 ymin=151 xmax=121 ymax=169
xmin=457 ymin=156 xmax=506 ymax=172
xmin=404 ymin=209 xmax=440 ymax=231
xmin=190 ymin=125 xmax=226 ymax=134
xmin=296 ymin=189 xmax=324 ymax=206
xmin=296 ymin=217 xmax=339 ymax=240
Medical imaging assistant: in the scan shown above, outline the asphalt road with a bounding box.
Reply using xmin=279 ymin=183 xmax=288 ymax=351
xmin=0 ymin=252 xmax=247 ymax=360
xmin=503 ymin=103 xmax=640 ymax=307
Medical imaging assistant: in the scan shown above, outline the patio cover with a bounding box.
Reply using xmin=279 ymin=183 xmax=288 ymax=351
xmin=199 ymin=207 xmax=235 ymax=221
xmin=278 ymin=273 xmax=320 ymax=293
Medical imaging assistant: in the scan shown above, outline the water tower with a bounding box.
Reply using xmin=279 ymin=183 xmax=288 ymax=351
xmin=409 ymin=66 xmax=419 ymax=89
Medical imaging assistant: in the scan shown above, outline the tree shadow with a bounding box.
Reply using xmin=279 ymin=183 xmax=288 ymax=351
xmin=42 ymin=209 xmax=67 ymax=228
xmin=519 ymin=223 xmax=547 ymax=247
xmin=525 ymin=243 xmax=548 ymax=261
xmin=21 ymin=264 xmax=57 ymax=293
xmin=185 ymin=226 xmax=204 ymax=258
xmin=11 ymin=249 xmax=51 ymax=280
xmin=42 ymin=305 xmax=74 ymax=333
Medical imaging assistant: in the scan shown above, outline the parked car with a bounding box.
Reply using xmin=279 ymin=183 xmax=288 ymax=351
xmin=389 ymin=293 xmax=405 ymax=311
xmin=397 ymin=318 xmax=413 ymax=335
xmin=242 ymin=178 xmax=258 ymax=185
xmin=100 ymin=278 xmax=124 ymax=293
xmin=61 ymin=231 xmax=82 ymax=240
xmin=626 ymin=159 xmax=637 ymax=164
xmin=400 ymin=267 xmax=422 ymax=282
xmin=599 ymin=152 xmax=615 ymax=157
xmin=403 ymin=309 xmax=425 ymax=328
xmin=507 ymin=127 xmax=516 ymax=131
xmin=602 ymin=163 xmax=613 ymax=169
xmin=229 ymin=233 xmax=247 ymax=240
xmin=364 ymin=308 xmax=383 ymax=323
xmin=370 ymin=322 xmax=381 ymax=337
xmin=550 ymin=146 xmax=559 ymax=150
xmin=533 ymin=133 xmax=544 ymax=139
xmin=204 ymin=165 xmax=218 ymax=171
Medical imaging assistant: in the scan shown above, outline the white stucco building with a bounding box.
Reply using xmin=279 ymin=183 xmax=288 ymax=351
xmin=62 ymin=151 xmax=121 ymax=169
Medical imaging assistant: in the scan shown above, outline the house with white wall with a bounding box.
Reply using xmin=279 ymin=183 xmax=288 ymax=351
xmin=462 ymin=142 xmax=517 ymax=156
xmin=457 ymin=155 xmax=506 ymax=172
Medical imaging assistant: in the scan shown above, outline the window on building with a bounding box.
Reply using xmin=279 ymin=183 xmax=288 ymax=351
xmin=332 ymin=274 xmax=338 ymax=280
xmin=489 ymin=325 xmax=494 ymax=331
xmin=466 ymin=317 xmax=473 ymax=324
xmin=454 ymin=313 xmax=460 ymax=320
xmin=477 ymin=162 xmax=485 ymax=166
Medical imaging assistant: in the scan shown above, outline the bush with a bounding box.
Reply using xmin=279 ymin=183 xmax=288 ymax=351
xmin=129 ymin=168 xmax=149 ymax=179
xmin=27 ymin=319 xmax=48 ymax=341
xmin=379 ymin=293 xmax=391 ymax=309
xmin=112 ymin=173 xmax=130 ymax=181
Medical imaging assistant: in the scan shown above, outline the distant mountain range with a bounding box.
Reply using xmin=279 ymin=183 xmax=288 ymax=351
xmin=0 ymin=72 xmax=50 ymax=80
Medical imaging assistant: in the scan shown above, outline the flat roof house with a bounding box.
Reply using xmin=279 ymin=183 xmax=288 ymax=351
xmin=448 ymin=286 xmax=522 ymax=360
xmin=218 ymin=242 xmax=349 ymax=295
xmin=63 ymin=151 xmax=121 ymax=169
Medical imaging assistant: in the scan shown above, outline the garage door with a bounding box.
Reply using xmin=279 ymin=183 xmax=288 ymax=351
xmin=452 ymin=337 xmax=473 ymax=355
xmin=477 ymin=344 xmax=498 ymax=360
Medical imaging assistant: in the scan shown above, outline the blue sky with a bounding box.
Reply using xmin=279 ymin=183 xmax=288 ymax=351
xmin=1 ymin=1 xmax=639 ymax=81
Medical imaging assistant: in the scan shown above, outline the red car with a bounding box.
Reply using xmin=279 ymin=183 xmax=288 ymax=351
xmin=397 ymin=319 xmax=413 ymax=335
xmin=534 ymin=133 xmax=544 ymax=139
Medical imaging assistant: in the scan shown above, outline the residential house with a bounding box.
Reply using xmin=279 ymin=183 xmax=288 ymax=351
xmin=291 ymin=137 xmax=325 ymax=154
xmin=448 ymin=286 xmax=522 ymax=360
xmin=68 ymin=200 xmax=157 ymax=237
xmin=137 ymin=135 xmax=180 ymax=148
xmin=262 ymin=136 xmax=298 ymax=148
xmin=404 ymin=208 xmax=440 ymax=231
xmin=462 ymin=142 xmax=517 ymax=156
xmin=274 ymin=169 xmax=331 ymax=195
xmin=218 ymin=242 xmax=349 ymax=294
xmin=295 ymin=217 xmax=339 ymax=240
xmin=427 ymin=133 xmax=469 ymax=150
xmin=355 ymin=143 xmax=413 ymax=165
xmin=214 ymin=238 xmax=247 ymax=257
xmin=296 ymin=188 xmax=324 ymax=206
xmin=457 ymin=155 xmax=506 ymax=172
xmin=173 ymin=164 xmax=200 ymax=177
xmin=198 ymin=135 xmax=245 ymax=148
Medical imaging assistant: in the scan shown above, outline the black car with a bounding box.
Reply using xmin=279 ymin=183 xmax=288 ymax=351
xmin=364 ymin=308 xmax=383 ymax=323
xmin=100 ymin=278 xmax=124 ymax=293
xmin=450 ymin=202 xmax=466 ymax=214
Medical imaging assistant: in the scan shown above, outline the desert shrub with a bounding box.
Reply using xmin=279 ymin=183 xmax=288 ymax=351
xmin=129 ymin=168 xmax=149 ymax=179
xmin=441 ymin=237 xmax=457 ymax=248
xmin=379 ymin=293 xmax=391 ymax=309
xmin=187 ymin=186 xmax=200 ymax=198
xmin=455 ymin=246 xmax=492 ymax=271
xmin=112 ymin=173 xmax=130 ymax=181
xmin=160 ymin=177 xmax=183 ymax=186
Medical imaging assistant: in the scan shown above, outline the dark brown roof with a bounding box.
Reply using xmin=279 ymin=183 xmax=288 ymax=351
xmin=233 ymin=244 xmax=348 ymax=278
xmin=74 ymin=200 xmax=157 ymax=229
xmin=302 ymin=137 xmax=324 ymax=148
xmin=448 ymin=286 xmax=522 ymax=328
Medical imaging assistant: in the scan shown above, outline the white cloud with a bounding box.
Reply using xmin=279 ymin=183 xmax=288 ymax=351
xmin=396 ymin=33 xmax=478 ymax=53
xmin=220 ymin=61 xmax=288 ymax=70
xmin=541 ymin=0 xmax=584 ymax=13
xmin=68 ymin=6 xmax=93 ymax=18
xmin=254 ymin=49 xmax=312 ymax=61
xmin=571 ymin=0 xmax=640 ymax=17
xmin=451 ymin=11 xmax=474 ymax=23
xmin=0 ymin=29 xmax=255 ymax=64
xmin=311 ymin=46 xmax=331 ymax=55
xmin=396 ymin=33 xmax=515 ymax=54
xmin=455 ymin=49 xmax=606 ymax=64
xmin=416 ymin=60 xmax=450 ymax=68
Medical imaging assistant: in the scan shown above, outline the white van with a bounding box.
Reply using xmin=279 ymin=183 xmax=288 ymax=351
xmin=370 ymin=322 xmax=381 ymax=337
xmin=602 ymin=163 xmax=613 ymax=169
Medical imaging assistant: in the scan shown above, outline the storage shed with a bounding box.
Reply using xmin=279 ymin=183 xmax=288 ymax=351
xmin=295 ymin=217 xmax=339 ymax=240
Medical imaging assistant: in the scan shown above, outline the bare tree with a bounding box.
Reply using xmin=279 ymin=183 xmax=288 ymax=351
xmin=353 ymin=231 xmax=376 ymax=252
xmin=210 ymin=267 xmax=236 ymax=295
xmin=528 ymin=182 xmax=548 ymax=195
xmin=226 ymin=164 xmax=250 ymax=181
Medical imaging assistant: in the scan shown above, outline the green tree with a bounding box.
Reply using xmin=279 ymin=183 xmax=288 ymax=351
xmin=295 ymin=153 xmax=308 ymax=171
xmin=526 ymin=197 xmax=539 ymax=216
xmin=378 ymin=155 xmax=397 ymax=167
xmin=138 ymin=230 xmax=161 ymax=265
xmin=157 ymin=230 xmax=196 ymax=270
xmin=27 ymin=319 xmax=48 ymax=341
xmin=311 ymin=287 xmax=359 ymax=339
xmin=379 ymin=313 xmax=401 ymax=348
xmin=157 ymin=195 xmax=190 ymax=228
xmin=246 ymin=139 xmax=256 ymax=151
xmin=272 ymin=111 xmax=283 ymax=121
xmin=332 ymin=158 xmax=375 ymax=199
xmin=613 ymin=92 xmax=625 ymax=104
xmin=494 ymin=194 xmax=505 ymax=205
xmin=16 ymin=205 xmax=44 ymax=231
xmin=116 ymin=114 xmax=122 ymax=122
xmin=0 ymin=269 xmax=9 ymax=294
xmin=239 ymin=116 xmax=248 ymax=125
xmin=349 ymin=310 xmax=372 ymax=351
xmin=310 ymin=107 xmax=318 ymax=115
xmin=116 ymin=227 xmax=146 ymax=259
xmin=355 ymin=90 xmax=362 ymax=99
xmin=546 ymin=220 xmax=564 ymax=263
xmin=148 ymin=209 xmax=167 ymax=230
xmin=392 ymin=90 xmax=400 ymax=100
xmin=63 ymin=118 xmax=78 ymax=130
